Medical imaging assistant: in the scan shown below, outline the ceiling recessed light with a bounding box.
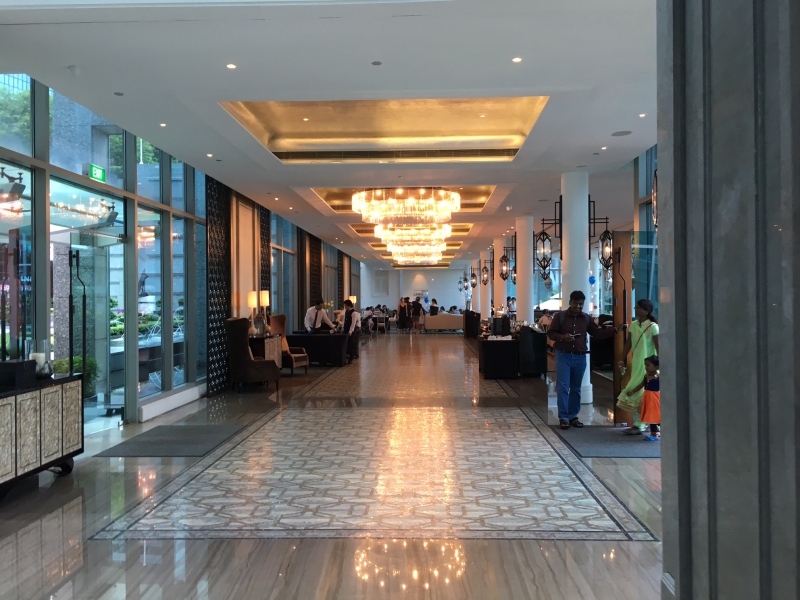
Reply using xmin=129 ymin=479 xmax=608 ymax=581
xmin=215 ymin=159 xmax=222 ymax=162
xmin=479 ymin=114 xmax=486 ymax=118
xmin=371 ymin=60 xmax=382 ymax=66
xmin=206 ymin=153 xmax=213 ymax=157
xmin=593 ymin=152 xmax=600 ymax=156
xmin=601 ymin=146 xmax=608 ymax=150
xmin=289 ymin=207 xmax=293 ymax=209
xmin=611 ymin=130 xmax=633 ymax=137
xmin=227 ymin=64 xmax=237 ymax=69
xmin=303 ymin=118 xmax=309 ymax=121
xmin=160 ymin=123 xmax=166 ymax=127
xmin=113 ymin=91 xmax=124 ymax=97
xmin=512 ymin=57 xmax=522 ymax=63
xmin=639 ymin=113 xmax=647 ymax=118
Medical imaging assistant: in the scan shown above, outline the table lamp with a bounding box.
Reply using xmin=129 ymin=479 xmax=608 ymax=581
xmin=247 ymin=291 xmax=258 ymax=335
xmin=259 ymin=290 xmax=271 ymax=332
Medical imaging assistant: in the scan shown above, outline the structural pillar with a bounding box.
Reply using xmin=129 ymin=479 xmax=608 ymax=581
xmin=479 ymin=249 xmax=491 ymax=319
xmin=560 ymin=171 xmax=592 ymax=405
xmin=471 ymin=259 xmax=480 ymax=315
xmin=659 ymin=1 xmax=798 ymax=599
xmin=492 ymin=237 xmax=505 ymax=315
xmin=515 ymin=216 xmax=535 ymax=324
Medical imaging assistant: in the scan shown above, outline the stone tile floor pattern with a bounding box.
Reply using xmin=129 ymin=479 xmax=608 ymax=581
xmin=297 ymin=337 xmax=512 ymax=399
xmin=94 ymin=408 xmax=655 ymax=542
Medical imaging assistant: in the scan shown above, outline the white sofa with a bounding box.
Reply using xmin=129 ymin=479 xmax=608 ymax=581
xmin=424 ymin=313 xmax=464 ymax=331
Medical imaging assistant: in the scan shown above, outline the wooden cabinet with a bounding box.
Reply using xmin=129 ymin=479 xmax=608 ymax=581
xmin=0 ymin=376 xmax=82 ymax=492
xmin=16 ymin=391 xmax=41 ymax=474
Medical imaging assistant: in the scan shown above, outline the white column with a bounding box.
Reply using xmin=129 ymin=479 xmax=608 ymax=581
xmin=515 ymin=216 xmax=535 ymax=324
xmin=561 ymin=172 xmax=593 ymax=405
xmin=479 ymin=249 xmax=491 ymax=319
xmin=492 ymin=237 xmax=506 ymax=315
xmin=470 ymin=260 xmax=480 ymax=314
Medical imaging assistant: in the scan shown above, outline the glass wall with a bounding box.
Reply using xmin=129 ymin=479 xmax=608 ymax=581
xmin=172 ymin=217 xmax=186 ymax=386
xmin=137 ymin=206 xmax=163 ymax=398
xmin=172 ymin=160 xmax=185 ymax=212
xmin=270 ymin=213 xmax=297 ymax=329
xmin=51 ymin=90 xmax=124 ymax=190
xmin=0 ymin=159 xmax=32 ymax=359
xmin=0 ymin=74 xmax=32 ymax=156
xmin=195 ymin=170 xmax=206 ymax=218
xmin=136 ymin=139 xmax=161 ymax=202
xmin=0 ymin=75 xmax=209 ymax=426
xmin=632 ymin=231 xmax=659 ymax=316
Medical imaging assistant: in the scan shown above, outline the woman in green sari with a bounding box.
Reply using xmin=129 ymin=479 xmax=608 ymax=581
xmin=617 ymin=299 xmax=659 ymax=434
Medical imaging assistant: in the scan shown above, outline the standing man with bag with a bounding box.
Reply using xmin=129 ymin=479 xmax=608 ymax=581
xmin=342 ymin=299 xmax=360 ymax=364
xmin=547 ymin=290 xmax=625 ymax=430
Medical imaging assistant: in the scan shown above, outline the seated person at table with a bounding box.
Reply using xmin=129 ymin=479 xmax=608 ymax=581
xmin=449 ymin=306 xmax=459 ymax=314
xmin=537 ymin=309 xmax=553 ymax=331
xmin=429 ymin=299 xmax=439 ymax=316
xmin=304 ymin=299 xmax=336 ymax=333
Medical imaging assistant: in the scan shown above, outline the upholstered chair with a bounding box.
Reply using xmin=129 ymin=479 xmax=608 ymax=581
xmin=270 ymin=314 xmax=310 ymax=375
xmin=224 ymin=317 xmax=281 ymax=392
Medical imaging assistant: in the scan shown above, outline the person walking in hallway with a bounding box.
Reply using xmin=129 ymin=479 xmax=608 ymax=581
xmin=616 ymin=298 xmax=660 ymax=434
xmin=304 ymin=299 xmax=335 ymax=333
xmin=548 ymin=290 xmax=624 ymax=429
xmin=411 ymin=296 xmax=424 ymax=333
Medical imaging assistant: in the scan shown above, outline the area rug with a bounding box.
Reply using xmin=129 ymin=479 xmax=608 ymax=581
xmin=550 ymin=425 xmax=661 ymax=458
xmin=95 ymin=425 xmax=244 ymax=457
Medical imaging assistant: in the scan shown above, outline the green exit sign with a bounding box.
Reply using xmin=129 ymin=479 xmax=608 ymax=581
xmin=83 ymin=163 xmax=106 ymax=183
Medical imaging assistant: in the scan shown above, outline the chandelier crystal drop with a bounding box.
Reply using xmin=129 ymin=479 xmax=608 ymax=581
xmin=374 ymin=223 xmax=452 ymax=245
xmin=352 ymin=187 xmax=460 ymax=226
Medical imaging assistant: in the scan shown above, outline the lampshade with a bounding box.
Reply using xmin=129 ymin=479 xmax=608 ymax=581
xmin=348 ymin=295 xmax=357 ymax=305
xmin=247 ymin=291 xmax=258 ymax=309
xmin=260 ymin=290 xmax=270 ymax=306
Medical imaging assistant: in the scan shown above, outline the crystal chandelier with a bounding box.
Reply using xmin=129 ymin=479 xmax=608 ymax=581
xmin=389 ymin=241 xmax=445 ymax=265
xmin=374 ymin=223 xmax=452 ymax=245
xmin=352 ymin=187 xmax=460 ymax=226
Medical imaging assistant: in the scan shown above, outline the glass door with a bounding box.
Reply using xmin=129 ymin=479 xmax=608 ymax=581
xmin=50 ymin=178 xmax=126 ymax=434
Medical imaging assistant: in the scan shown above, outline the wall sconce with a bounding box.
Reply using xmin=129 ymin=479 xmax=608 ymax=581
xmin=599 ymin=230 xmax=613 ymax=270
xmin=535 ymin=231 xmax=552 ymax=281
xmin=457 ymin=277 xmax=463 ymax=292
xmin=470 ymin=270 xmax=478 ymax=289
xmin=510 ymin=264 xmax=517 ymax=285
xmin=481 ymin=266 xmax=490 ymax=286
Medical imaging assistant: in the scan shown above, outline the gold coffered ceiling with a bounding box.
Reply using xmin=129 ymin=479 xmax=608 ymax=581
xmin=221 ymin=98 xmax=548 ymax=163
xmin=316 ymin=186 xmax=494 ymax=214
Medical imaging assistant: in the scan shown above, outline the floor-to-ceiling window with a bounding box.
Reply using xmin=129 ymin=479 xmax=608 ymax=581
xmin=0 ymin=74 xmax=209 ymax=427
xmin=0 ymin=159 xmax=33 ymax=360
xmin=270 ymin=213 xmax=297 ymax=329
xmin=0 ymin=74 xmax=32 ymax=156
xmin=323 ymin=242 xmax=338 ymax=317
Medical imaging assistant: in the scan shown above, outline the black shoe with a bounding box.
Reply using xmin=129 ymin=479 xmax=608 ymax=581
xmin=559 ymin=419 xmax=570 ymax=430
xmin=569 ymin=418 xmax=584 ymax=428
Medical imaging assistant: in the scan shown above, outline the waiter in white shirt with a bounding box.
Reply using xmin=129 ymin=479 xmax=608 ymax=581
xmin=304 ymin=300 xmax=336 ymax=334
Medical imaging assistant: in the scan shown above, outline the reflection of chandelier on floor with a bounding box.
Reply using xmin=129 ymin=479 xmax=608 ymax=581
xmin=354 ymin=540 xmax=467 ymax=591
xmin=353 ymin=187 xmax=460 ymax=226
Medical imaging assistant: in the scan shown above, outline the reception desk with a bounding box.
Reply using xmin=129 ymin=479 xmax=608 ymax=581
xmin=0 ymin=375 xmax=83 ymax=495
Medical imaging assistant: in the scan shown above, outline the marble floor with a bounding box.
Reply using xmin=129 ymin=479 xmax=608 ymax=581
xmin=0 ymin=333 xmax=663 ymax=599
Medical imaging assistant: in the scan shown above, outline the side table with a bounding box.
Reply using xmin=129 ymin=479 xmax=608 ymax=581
xmin=249 ymin=335 xmax=282 ymax=369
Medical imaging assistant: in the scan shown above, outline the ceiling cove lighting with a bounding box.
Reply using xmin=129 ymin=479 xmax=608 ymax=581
xmin=352 ymin=187 xmax=460 ymax=226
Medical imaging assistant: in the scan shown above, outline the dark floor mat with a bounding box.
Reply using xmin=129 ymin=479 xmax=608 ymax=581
xmin=550 ymin=425 xmax=661 ymax=458
xmin=95 ymin=425 xmax=244 ymax=457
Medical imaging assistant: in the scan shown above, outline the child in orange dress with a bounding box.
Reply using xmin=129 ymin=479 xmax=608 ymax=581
xmin=626 ymin=355 xmax=660 ymax=442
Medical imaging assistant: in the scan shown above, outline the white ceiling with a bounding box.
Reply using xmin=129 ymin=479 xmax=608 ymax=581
xmin=0 ymin=0 xmax=656 ymax=268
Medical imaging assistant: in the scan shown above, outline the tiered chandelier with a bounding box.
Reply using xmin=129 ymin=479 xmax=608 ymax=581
xmin=352 ymin=187 xmax=460 ymax=226
xmin=353 ymin=187 xmax=460 ymax=265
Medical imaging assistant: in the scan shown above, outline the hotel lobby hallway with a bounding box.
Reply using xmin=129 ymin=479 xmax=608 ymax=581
xmin=0 ymin=334 xmax=662 ymax=599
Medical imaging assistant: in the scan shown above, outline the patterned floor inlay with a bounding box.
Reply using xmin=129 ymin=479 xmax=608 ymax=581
xmin=296 ymin=337 xmax=513 ymax=399
xmin=93 ymin=408 xmax=656 ymax=542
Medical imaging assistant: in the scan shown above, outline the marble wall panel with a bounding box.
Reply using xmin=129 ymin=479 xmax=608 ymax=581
xmin=15 ymin=391 xmax=40 ymax=475
xmin=40 ymin=386 xmax=62 ymax=464
xmin=62 ymin=381 xmax=82 ymax=455
xmin=0 ymin=396 xmax=15 ymax=483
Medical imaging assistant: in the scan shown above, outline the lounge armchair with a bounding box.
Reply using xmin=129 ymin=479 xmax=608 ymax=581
xmin=224 ymin=317 xmax=280 ymax=392
xmin=270 ymin=314 xmax=310 ymax=375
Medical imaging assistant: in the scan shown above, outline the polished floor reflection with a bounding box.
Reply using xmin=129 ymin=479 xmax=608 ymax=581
xmin=0 ymin=333 xmax=662 ymax=599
